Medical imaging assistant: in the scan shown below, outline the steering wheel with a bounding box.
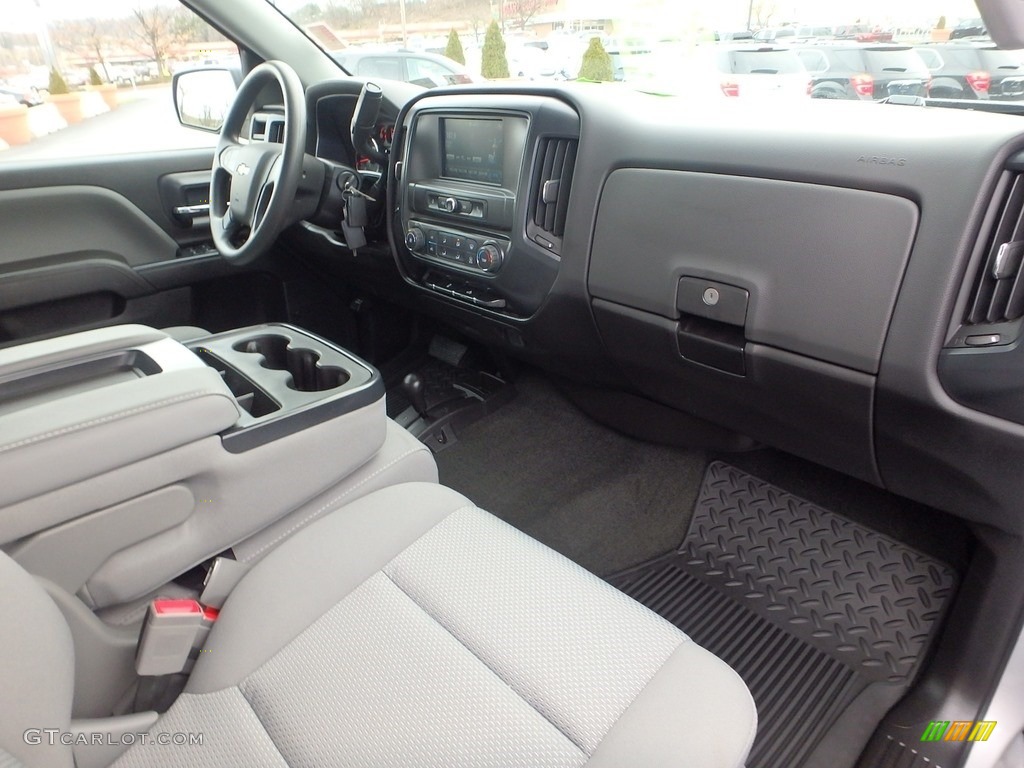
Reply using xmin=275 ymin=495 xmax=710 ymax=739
xmin=210 ymin=61 xmax=307 ymax=265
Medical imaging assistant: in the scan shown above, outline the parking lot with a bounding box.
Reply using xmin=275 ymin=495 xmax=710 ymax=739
xmin=1 ymin=84 xmax=217 ymax=163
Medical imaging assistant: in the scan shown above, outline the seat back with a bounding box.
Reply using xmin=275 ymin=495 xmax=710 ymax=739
xmin=0 ymin=552 xmax=75 ymax=767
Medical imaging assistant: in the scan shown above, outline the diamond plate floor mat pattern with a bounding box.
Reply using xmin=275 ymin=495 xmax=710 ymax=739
xmin=607 ymin=461 xmax=957 ymax=768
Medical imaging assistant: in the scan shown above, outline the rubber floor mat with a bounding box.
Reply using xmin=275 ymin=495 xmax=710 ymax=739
xmin=607 ymin=461 xmax=958 ymax=768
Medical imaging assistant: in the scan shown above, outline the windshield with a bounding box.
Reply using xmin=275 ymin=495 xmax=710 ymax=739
xmin=1 ymin=0 xmax=1020 ymax=129
xmin=262 ymin=0 xmax=1021 ymax=101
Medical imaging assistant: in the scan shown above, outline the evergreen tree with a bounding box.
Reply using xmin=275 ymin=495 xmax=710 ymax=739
xmin=481 ymin=20 xmax=509 ymax=79
xmin=578 ymin=37 xmax=613 ymax=82
xmin=88 ymin=66 xmax=103 ymax=86
xmin=444 ymin=28 xmax=465 ymax=65
xmin=48 ymin=68 xmax=70 ymax=94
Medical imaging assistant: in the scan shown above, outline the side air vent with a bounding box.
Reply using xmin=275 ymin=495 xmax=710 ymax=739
xmin=965 ymin=171 xmax=1024 ymax=324
xmin=527 ymin=137 xmax=578 ymax=256
xmin=251 ymin=112 xmax=285 ymax=144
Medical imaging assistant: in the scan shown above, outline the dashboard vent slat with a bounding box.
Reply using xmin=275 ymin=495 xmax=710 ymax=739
xmin=1006 ymin=268 xmax=1024 ymax=320
xmin=528 ymin=136 xmax=578 ymax=256
xmin=965 ymin=172 xmax=1024 ymax=325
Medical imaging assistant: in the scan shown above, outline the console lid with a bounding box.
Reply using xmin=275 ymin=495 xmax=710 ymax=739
xmin=0 ymin=325 xmax=240 ymax=539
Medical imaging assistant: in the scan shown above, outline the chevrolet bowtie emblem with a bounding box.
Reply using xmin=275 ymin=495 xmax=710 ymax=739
xmin=236 ymin=162 xmax=250 ymax=176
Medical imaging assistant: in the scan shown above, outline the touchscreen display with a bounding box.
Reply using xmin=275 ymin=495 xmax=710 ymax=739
xmin=442 ymin=118 xmax=504 ymax=184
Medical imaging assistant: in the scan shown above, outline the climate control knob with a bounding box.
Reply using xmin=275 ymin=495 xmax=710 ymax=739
xmin=443 ymin=197 xmax=461 ymax=214
xmin=405 ymin=227 xmax=425 ymax=251
xmin=475 ymin=242 xmax=504 ymax=272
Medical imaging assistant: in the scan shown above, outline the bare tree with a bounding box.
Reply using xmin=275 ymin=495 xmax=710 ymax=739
xmin=503 ymin=0 xmax=546 ymax=31
xmin=52 ymin=17 xmax=115 ymax=80
xmin=128 ymin=4 xmax=184 ymax=77
xmin=749 ymin=0 xmax=778 ymax=29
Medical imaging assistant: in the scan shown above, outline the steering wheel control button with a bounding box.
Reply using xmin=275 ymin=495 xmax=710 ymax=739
xmin=677 ymin=277 xmax=749 ymax=327
xmin=965 ymin=334 xmax=1002 ymax=347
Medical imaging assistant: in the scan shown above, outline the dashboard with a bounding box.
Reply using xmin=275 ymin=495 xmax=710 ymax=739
xmin=393 ymin=94 xmax=578 ymax=317
xmin=290 ymin=79 xmax=1024 ymax=537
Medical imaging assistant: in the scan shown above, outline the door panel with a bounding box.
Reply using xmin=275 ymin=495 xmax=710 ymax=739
xmin=0 ymin=186 xmax=179 ymax=268
xmin=0 ymin=149 xmax=283 ymax=345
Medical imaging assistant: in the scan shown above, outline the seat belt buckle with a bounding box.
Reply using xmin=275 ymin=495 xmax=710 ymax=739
xmin=135 ymin=599 xmax=204 ymax=676
xmin=200 ymin=556 xmax=248 ymax=609
xmin=194 ymin=605 xmax=220 ymax=653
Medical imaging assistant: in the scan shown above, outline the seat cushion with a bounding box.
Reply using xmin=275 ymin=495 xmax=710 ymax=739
xmin=0 ymin=553 xmax=75 ymax=768
xmin=114 ymin=483 xmax=756 ymax=768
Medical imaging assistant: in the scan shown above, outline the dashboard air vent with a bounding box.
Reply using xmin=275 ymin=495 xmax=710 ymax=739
xmin=965 ymin=171 xmax=1024 ymax=324
xmin=528 ymin=137 xmax=578 ymax=255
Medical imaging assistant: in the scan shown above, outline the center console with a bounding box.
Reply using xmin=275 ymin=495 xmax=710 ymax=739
xmin=188 ymin=324 xmax=382 ymax=452
xmin=0 ymin=323 xmax=433 ymax=615
xmin=402 ymin=113 xmax=527 ymax=279
xmin=393 ymin=93 xmax=581 ymax=318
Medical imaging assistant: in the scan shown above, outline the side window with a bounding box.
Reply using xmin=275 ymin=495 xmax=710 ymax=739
xmin=834 ymin=50 xmax=867 ymax=71
xmin=407 ymin=58 xmax=455 ymax=87
xmin=797 ymin=50 xmax=829 ymax=74
xmin=0 ymin=1 xmax=237 ymax=164
xmin=917 ymin=50 xmax=943 ymax=71
xmin=357 ymin=57 xmax=405 ymax=82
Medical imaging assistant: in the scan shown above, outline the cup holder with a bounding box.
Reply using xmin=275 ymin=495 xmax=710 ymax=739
xmin=233 ymin=335 xmax=350 ymax=392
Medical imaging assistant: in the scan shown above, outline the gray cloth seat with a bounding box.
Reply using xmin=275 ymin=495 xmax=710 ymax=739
xmin=2 ymin=483 xmax=756 ymax=768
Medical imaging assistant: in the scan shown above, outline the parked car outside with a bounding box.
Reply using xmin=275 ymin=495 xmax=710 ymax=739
xmin=950 ymin=16 xmax=988 ymax=39
xmin=915 ymin=43 xmax=1024 ymax=100
xmin=753 ymin=27 xmax=798 ymax=43
xmin=686 ymin=45 xmax=811 ymax=100
xmin=795 ymin=44 xmax=932 ymax=100
xmin=605 ymin=44 xmax=655 ymax=82
xmin=834 ymin=23 xmax=893 ymax=42
xmin=506 ymin=45 xmax=563 ymax=80
xmin=713 ymin=29 xmax=754 ymax=42
xmin=0 ymin=82 xmax=43 ymax=107
xmin=332 ymin=49 xmax=477 ymax=87
xmin=793 ymin=25 xmax=835 ymax=42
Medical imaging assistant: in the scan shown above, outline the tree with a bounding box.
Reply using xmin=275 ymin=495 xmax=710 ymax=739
xmin=749 ymin=1 xmax=778 ymax=29
xmin=128 ymin=4 xmax=185 ymax=78
xmin=88 ymin=66 xmax=103 ymax=86
xmin=48 ymin=68 xmax=70 ymax=95
xmin=444 ymin=29 xmax=465 ymax=65
xmin=481 ymin=20 xmax=509 ymax=79
xmin=936 ymin=15 xmax=947 ymax=29
xmin=52 ymin=17 xmax=115 ymax=82
xmin=577 ymin=37 xmax=613 ymax=82
xmin=504 ymin=0 xmax=545 ymax=32
xmin=293 ymin=3 xmax=325 ymax=25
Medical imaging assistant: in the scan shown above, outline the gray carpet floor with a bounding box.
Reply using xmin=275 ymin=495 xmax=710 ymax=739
xmin=434 ymin=374 xmax=707 ymax=575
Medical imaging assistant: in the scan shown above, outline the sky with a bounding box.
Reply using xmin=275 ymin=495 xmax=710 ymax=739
xmin=3 ymin=0 xmax=177 ymax=32
xmin=2 ymin=0 xmax=984 ymax=35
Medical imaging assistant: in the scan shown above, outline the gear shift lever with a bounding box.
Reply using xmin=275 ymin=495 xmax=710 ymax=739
xmin=403 ymin=373 xmax=429 ymax=419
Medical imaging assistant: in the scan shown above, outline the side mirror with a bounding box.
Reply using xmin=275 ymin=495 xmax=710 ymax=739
xmin=172 ymin=67 xmax=239 ymax=132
